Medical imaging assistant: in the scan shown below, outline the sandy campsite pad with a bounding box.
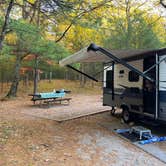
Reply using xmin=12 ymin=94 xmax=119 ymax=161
xmin=0 ymin=94 xmax=166 ymax=165
xmin=21 ymin=94 xmax=111 ymax=122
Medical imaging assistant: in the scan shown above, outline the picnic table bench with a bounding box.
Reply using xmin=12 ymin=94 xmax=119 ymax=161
xmin=29 ymin=90 xmax=71 ymax=106
xmin=43 ymin=97 xmax=72 ymax=105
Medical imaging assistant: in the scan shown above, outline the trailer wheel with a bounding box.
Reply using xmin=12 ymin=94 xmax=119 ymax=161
xmin=122 ymin=108 xmax=131 ymax=123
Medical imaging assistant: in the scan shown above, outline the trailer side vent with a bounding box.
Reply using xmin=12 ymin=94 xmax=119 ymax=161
xmin=119 ymin=70 xmax=124 ymax=74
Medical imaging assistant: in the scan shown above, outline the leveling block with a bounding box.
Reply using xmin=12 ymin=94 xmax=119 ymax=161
xmin=115 ymin=126 xmax=166 ymax=145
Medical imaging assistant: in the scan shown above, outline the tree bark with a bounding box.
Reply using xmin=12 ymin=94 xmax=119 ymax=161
xmin=0 ymin=0 xmax=14 ymax=50
xmin=49 ymin=71 xmax=52 ymax=83
xmin=80 ymin=63 xmax=86 ymax=87
xmin=1 ymin=70 xmax=4 ymax=93
xmin=36 ymin=0 xmax=41 ymax=26
xmin=45 ymin=72 xmax=47 ymax=80
xmin=125 ymin=0 xmax=131 ymax=49
xmin=6 ymin=55 xmax=21 ymax=97
xmin=33 ymin=55 xmax=38 ymax=94
xmin=32 ymin=1 xmax=41 ymax=93
xmin=25 ymin=74 xmax=29 ymax=87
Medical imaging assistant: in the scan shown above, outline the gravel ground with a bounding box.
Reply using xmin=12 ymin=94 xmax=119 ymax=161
xmin=0 ymin=94 xmax=165 ymax=166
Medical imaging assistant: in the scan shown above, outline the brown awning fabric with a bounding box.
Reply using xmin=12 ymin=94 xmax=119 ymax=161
xmin=59 ymin=45 xmax=166 ymax=66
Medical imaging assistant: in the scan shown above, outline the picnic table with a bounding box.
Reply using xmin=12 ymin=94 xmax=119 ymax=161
xmin=29 ymin=90 xmax=71 ymax=106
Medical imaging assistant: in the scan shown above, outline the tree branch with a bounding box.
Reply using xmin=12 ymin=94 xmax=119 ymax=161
xmin=29 ymin=0 xmax=38 ymax=23
xmin=55 ymin=0 xmax=112 ymax=43
xmin=160 ymin=0 xmax=166 ymax=8
xmin=0 ymin=0 xmax=14 ymax=50
xmin=55 ymin=23 xmax=72 ymax=43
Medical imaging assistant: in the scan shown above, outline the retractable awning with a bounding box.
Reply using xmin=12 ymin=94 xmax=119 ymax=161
xmin=59 ymin=43 xmax=166 ymax=82
xmin=59 ymin=44 xmax=166 ymax=66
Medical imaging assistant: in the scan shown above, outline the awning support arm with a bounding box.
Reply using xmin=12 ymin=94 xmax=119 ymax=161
xmin=143 ymin=54 xmax=166 ymax=75
xmin=87 ymin=43 xmax=155 ymax=82
xmin=66 ymin=65 xmax=98 ymax=82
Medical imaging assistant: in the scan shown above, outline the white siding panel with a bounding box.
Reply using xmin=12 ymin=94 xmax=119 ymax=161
xmin=159 ymin=55 xmax=166 ymax=91
xmin=114 ymin=59 xmax=143 ymax=89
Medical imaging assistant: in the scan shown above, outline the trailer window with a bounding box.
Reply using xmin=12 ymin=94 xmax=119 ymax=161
xmin=106 ymin=70 xmax=113 ymax=88
xmin=128 ymin=71 xmax=139 ymax=82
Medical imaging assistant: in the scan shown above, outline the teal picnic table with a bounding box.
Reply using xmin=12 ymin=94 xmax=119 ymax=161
xmin=29 ymin=90 xmax=71 ymax=106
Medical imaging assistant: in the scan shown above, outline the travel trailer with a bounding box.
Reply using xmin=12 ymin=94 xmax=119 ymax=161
xmin=59 ymin=43 xmax=166 ymax=123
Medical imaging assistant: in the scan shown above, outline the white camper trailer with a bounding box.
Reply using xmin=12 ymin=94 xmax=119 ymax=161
xmin=59 ymin=44 xmax=166 ymax=123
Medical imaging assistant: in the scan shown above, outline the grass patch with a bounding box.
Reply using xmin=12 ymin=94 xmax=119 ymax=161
xmin=17 ymin=79 xmax=102 ymax=95
xmin=0 ymin=79 xmax=102 ymax=98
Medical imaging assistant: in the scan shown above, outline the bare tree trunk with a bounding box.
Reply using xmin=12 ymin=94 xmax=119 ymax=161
xmin=64 ymin=69 xmax=69 ymax=80
xmin=33 ymin=55 xmax=38 ymax=94
xmin=0 ymin=0 xmax=14 ymax=50
xmin=25 ymin=74 xmax=29 ymax=87
xmin=80 ymin=63 xmax=86 ymax=87
xmin=22 ymin=0 xmax=26 ymax=19
xmin=49 ymin=71 xmax=52 ymax=83
xmin=125 ymin=0 xmax=131 ymax=49
xmin=91 ymin=63 xmax=95 ymax=88
xmin=38 ymin=72 xmax=40 ymax=82
xmin=45 ymin=72 xmax=47 ymax=80
xmin=6 ymin=55 xmax=21 ymax=97
xmin=37 ymin=0 xmax=41 ymax=26
xmin=1 ymin=71 xmax=4 ymax=93
xmin=32 ymin=1 xmax=41 ymax=93
xmin=29 ymin=0 xmax=38 ymax=23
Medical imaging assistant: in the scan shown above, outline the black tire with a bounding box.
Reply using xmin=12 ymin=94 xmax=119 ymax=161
xmin=122 ymin=108 xmax=131 ymax=123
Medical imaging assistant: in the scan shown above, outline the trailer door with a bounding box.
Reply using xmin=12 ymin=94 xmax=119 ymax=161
xmin=106 ymin=70 xmax=113 ymax=89
xmin=143 ymin=56 xmax=156 ymax=115
xmin=159 ymin=55 xmax=166 ymax=120
xmin=103 ymin=65 xmax=115 ymax=106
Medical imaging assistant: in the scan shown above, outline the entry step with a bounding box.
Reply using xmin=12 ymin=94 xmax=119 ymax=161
xmin=130 ymin=126 xmax=152 ymax=140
